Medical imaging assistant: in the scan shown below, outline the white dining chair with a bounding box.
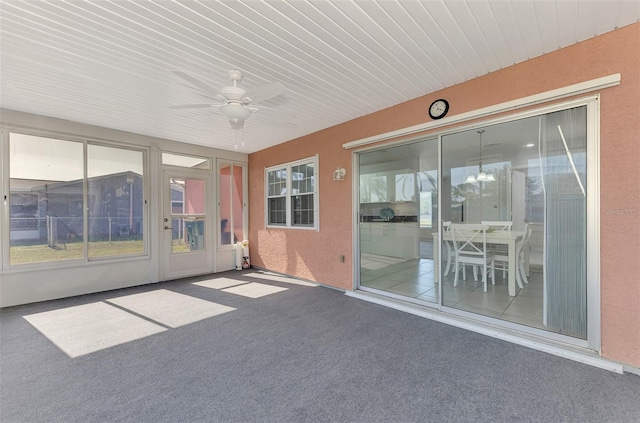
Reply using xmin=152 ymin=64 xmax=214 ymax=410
xmin=493 ymin=223 xmax=531 ymax=288
xmin=450 ymin=224 xmax=495 ymax=292
xmin=518 ymin=226 xmax=533 ymax=285
xmin=482 ymin=221 xmax=513 ymax=253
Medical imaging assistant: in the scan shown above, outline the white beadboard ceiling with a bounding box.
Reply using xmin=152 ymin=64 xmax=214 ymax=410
xmin=1 ymin=1 xmax=638 ymax=154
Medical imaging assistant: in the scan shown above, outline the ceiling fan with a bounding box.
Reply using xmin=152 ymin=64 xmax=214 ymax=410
xmin=171 ymin=69 xmax=285 ymax=130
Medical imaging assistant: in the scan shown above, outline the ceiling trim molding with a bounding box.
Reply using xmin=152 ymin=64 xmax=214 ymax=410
xmin=343 ymin=73 xmax=621 ymax=150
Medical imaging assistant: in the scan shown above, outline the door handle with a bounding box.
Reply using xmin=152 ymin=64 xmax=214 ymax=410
xmin=164 ymin=226 xmax=173 ymax=230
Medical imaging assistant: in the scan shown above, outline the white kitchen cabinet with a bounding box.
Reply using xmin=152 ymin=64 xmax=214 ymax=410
xmin=394 ymin=172 xmax=416 ymax=202
xmin=396 ymin=224 xmax=420 ymax=259
xmin=370 ymin=223 xmax=390 ymax=256
xmin=360 ymin=173 xmax=389 ymax=203
xmin=367 ymin=222 xmax=419 ymax=259
xmin=360 ymin=169 xmax=417 ymax=204
xmin=360 ymin=222 xmax=371 ymax=254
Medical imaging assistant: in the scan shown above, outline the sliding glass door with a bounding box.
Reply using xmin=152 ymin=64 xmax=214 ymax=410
xmin=440 ymin=106 xmax=588 ymax=339
xmin=356 ymin=101 xmax=596 ymax=344
xmin=358 ymin=140 xmax=439 ymax=304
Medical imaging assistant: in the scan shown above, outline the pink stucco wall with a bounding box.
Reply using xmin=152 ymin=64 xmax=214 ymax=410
xmin=184 ymin=179 xmax=205 ymax=215
xmin=249 ymin=23 xmax=640 ymax=367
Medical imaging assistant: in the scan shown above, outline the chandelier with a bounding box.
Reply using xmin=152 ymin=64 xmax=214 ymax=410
xmin=465 ymin=129 xmax=495 ymax=183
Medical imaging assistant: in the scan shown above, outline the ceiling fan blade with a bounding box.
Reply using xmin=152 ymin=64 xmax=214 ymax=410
xmin=242 ymin=81 xmax=285 ymax=104
xmin=196 ymin=92 xmax=225 ymax=103
xmin=169 ymin=104 xmax=212 ymax=109
xmin=172 ymin=70 xmax=221 ymax=97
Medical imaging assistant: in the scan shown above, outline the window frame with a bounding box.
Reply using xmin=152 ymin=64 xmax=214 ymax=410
xmin=265 ymin=155 xmax=319 ymax=230
xmin=217 ymin=160 xmax=248 ymax=249
xmin=2 ymin=129 xmax=149 ymax=269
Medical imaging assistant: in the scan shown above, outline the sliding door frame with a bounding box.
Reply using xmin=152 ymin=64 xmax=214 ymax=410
xmin=352 ymin=95 xmax=601 ymax=351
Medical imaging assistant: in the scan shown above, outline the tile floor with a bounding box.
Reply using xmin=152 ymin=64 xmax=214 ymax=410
xmin=360 ymin=253 xmax=549 ymax=332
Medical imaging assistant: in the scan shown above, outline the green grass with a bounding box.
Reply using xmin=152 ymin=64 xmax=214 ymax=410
xmin=10 ymin=240 xmax=145 ymax=265
xmin=171 ymin=241 xmax=191 ymax=253
xmin=9 ymin=237 xmax=201 ymax=265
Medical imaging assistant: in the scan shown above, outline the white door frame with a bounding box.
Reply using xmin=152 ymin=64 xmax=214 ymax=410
xmin=162 ymin=169 xmax=214 ymax=280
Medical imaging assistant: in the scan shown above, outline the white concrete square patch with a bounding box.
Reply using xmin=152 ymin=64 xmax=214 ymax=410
xmin=244 ymin=272 xmax=318 ymax=287
xmin=108 ymin=289 xmax=235 ymax=328
xmin=192 ymin=277 xmax=246 ymax=290
xmin=222 ymin=282 xmax=288 ymax=298
xmin=23 ymin=302 xmax=166 ymax=358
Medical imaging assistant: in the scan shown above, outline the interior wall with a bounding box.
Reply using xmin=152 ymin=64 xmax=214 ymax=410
xmin=248 ymin=23 xmax=640 ymax=367
xmin=0 ymin=110 xmax=247 ymax=307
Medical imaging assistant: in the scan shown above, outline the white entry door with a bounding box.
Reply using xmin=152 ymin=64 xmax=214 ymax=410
xmin=163 ymin=171 xmax=213 ymax=280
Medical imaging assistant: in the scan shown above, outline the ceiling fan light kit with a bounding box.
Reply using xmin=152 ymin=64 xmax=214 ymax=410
xmin=172 ymin=69 xmax=284 ymax=130
xmin=220 ymin=103 xmax=251 ymax=122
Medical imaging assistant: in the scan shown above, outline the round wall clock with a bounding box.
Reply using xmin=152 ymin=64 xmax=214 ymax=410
xmin=428 ymin=99 xmax=449 ymax=120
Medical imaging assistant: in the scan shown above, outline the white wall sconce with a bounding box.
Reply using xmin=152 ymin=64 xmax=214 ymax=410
xmin=333 ymin=167 xmax=347 ymax=181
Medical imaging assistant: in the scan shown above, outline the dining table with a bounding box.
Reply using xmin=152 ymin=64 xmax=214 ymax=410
xmin=432 ymin=228 xmax=526 ymax=296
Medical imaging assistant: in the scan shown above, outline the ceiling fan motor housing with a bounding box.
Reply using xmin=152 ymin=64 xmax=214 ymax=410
xmin=220 ymin=86 xmax=246 ymax=101
xmin=227 ymin=69 xmax=243 ymax=83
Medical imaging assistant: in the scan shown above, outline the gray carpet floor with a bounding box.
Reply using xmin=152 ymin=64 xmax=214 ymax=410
xmin=1 ymin=270 xmax=639 ymax=423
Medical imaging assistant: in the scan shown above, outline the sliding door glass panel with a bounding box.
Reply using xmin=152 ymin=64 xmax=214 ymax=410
xmin=440 ymin=107 xmax=587 ymax=339
xmin=9 ymin=134 xmax=84 ymax=264
xmin=539 ymin=107 xmax=587 ymax=339
xmin=358 ymin=139 xmax=438 ymax=304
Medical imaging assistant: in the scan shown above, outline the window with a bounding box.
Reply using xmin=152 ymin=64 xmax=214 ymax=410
xmin=87 ymin=145 xmax=145 ymax=258
xmin=418 ymin=170 xmax=437 ymax=228
xmin=9 ymin=134 xmax=84 ymax=264
xmin=8 ymin=132 xmax=146 ymax=266
xmin=162 ymin=152 xmax=211 ymax=170
xmin=219 ymin=162 xmax=246 ymax=246
xmin=265 ymin=156 xmax=318 ymax=229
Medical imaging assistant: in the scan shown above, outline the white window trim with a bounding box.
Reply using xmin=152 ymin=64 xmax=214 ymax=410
xmin=1 ymin=128 xmax=150 ymax=271
xmin=265 ymin=155 xmax=319 ymax=230
xmin=162 ymin=151 xmax=212 ymax=170
xmin=343 ymin=73 xmax=618 ymax=149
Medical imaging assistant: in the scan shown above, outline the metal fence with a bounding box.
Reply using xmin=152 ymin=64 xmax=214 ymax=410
xmin=10 ymin=216 xmax=143 ymax=245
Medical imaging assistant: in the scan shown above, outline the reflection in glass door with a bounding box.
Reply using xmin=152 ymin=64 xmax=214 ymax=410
xmin=163 ymin=172 xmax=212 ymax=280
xmin=358 ymin=139 xmax=439 ymax=304
xmin=169 ymin=178 xmax=205 ymax=253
